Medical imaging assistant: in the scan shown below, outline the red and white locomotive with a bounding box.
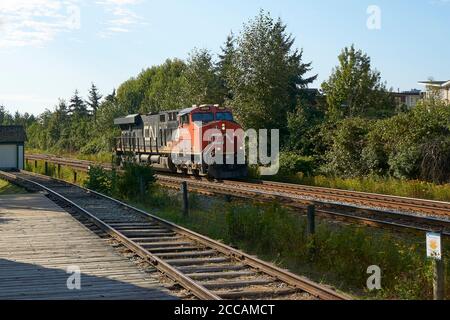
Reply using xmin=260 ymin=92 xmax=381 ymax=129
xmin=114 ymin=104 xmax=248 ymax=179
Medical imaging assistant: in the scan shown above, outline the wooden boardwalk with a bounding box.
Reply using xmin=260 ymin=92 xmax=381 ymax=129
xmin=0 ymin=194 xmax=178 ymax=300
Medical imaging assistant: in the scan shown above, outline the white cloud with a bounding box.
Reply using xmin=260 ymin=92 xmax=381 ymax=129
xmin=0 ymin=0 xmax=81 ymax=48
xmin=96 ymin=0 xmax=143 ymax=38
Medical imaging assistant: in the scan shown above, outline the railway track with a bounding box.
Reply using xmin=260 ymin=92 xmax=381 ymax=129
xmin=0 ymin=170 xmax=348 ymax=300
xmin=243 ymin=179 xmax=450 ymax=217
xmin=25 ymin=153 xmax=450 ymax=217
xmin=24 ymin=154 xmax=450 ymax=235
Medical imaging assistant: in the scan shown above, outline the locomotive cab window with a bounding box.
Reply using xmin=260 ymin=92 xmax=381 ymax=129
xmin=192 ymin=112 xmax=214 ymax=123
xmin=160 ymin=114 xmax=166 ymax=122
xmin=180 ymin=114 xmax=190 ymax=125
xmin=216 ymin=112 xmax=234 ymax=121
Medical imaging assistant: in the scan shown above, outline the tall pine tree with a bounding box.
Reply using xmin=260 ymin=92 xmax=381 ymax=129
xmin=86 ymin=83 xmax=103 ymax=120
xmin=69 ymin=90 xmax=89 ymax=117
xmin=218 ymin=32 xmax=236 ymax=101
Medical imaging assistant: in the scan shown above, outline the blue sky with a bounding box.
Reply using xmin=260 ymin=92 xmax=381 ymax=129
xmin=1 ymin=0 xmax=449 ymax=115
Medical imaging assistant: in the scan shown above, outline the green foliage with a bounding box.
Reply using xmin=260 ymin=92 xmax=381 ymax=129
xmin=140 ymin=59 xmax=188 ymax=113
xmin=286 ymin=92 xmax=325 ymax=155
xmin=277 ymin=152 xmax=316 ymax=178
xmin=117 ymin=59 xmax=188 ymax=114
xmin=287 ymin=175 xmax=450 ymax=201
xmin=184 ymin=48 xmax=224 ymax=105
xmin=362 ymin=99 xmax=450 ymax=182
xmin=223 ymin=202 xmax=446 ymax=299
xmin=117 ymin=161 xmax=156 ymax=200
xmin=69 ymin=90 xmax=90 ymax=117
xmin=321 ymin=45 xmax=396 ymax=120
xmin=87 ymin=83 xmax=103 ymax=118
xmin=226 ymin=9 xmax=316 ymax=138
xmin=83 ymin=166 xmax=112 ymax=195
xmin=69 ymin=160 xmax=156 ymax=201
xmin=323 ymin=117 xmax=372 ymax=177
xmin=218 ymin=32 xmax=236 ymax=101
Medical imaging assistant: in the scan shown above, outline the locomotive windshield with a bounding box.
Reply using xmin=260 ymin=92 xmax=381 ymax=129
xmin=192 ymin=112 xmax=214 ymax=123
xmin=216 ymin=112 xmax=234 ymax=121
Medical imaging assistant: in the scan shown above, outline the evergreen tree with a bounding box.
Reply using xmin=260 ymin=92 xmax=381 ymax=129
xmin=105 ymin=89 xmax=116 ymax=103
xmin=226 ymin=10 xmax=316 ymax=136
xmin=69 ymin=90 xmax=89 ymax=117
xmin=86 ymin=83 xmax=103 ymax=119
xmin=218 ymin=32 xmax=236 ymax=101
xmin=56 ymin=99 xmax=69 ymax=117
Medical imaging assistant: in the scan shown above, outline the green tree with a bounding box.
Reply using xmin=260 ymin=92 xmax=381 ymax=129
xmin=321 ymin=45 xmax=395 ymax=120
xmin=86 ymin=83 xmax=103 ymax=119
xmin=363 ymin=99 xmax=450 ymax=182
xmin=286 ymin=89 xmax=326 ymax=155
xmin=218 ymin=32 xmax=236 ymax=101
xmin=117 ymin=59 xmax=188 ymax=114
xmin=142 ymin=59 xmax=188 ymax=113
xmin=69 ymin=90 xmax=89 ymax=117
xmin=116 ymin=78 xmax=145 ymax=115
xmin=323 ymin=117 xmax=373 ymax=177
xmin=227 ymin=10 xmax=316 ymax=136
xmin=183 ymin=48 xmax=223 ymax=105
xmin=105 ymin=89 xmax=117 ymax=103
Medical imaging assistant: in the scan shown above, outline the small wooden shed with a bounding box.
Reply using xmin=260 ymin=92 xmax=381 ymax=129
xmin=0 ymin=126 xmax=27 ymax=170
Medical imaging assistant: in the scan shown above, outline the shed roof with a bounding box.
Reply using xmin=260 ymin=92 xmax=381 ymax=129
xmin=0 ymin=126 xmax=27 ymax=143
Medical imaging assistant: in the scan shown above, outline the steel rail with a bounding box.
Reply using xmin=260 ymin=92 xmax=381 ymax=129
xmin=1 ymin=170 xmax=348 ymax=300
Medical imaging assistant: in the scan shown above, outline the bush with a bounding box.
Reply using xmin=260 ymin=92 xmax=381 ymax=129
xmin=322 ymin=117 xmax=372 ymax=177
xmin=83 ymin=166 xmax=113 ymax=194
xmin=277 ymin=152 xmax=316 ymax=178
xmin=83 ymin=161 xmax=156 ymax=200
xmin=117 ymin=161 xmax=155 ymax=200
xmin=362 ymin=100 xmax=450 ymax=183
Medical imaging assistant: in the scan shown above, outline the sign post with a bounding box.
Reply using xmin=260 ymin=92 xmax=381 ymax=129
xmin=181 ymin=181 xmax=189 ymax=217
xmin=426 ymin=232 xmax=445 ymax=300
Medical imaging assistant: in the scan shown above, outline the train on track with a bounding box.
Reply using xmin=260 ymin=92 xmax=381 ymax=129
xmin=114 ymin=104 xmax=248 ymax=179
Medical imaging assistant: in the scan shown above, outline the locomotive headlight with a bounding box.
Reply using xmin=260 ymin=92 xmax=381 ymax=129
xmin=222 ymin=124 xmax=226 ymax=131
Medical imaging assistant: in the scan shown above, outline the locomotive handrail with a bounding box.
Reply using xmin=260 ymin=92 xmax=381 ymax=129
xmin=115 ymin=136 xmax=160 ymax=154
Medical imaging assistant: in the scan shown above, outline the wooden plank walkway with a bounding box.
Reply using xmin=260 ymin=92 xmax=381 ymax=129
xmin=0 ymin=194 xmax=178 ymax=300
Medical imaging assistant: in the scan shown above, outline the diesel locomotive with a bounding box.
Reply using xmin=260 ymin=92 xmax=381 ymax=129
xmin=114 ymin=104 xmax=248 ymax=179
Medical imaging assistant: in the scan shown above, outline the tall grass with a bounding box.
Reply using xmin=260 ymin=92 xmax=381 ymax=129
xmin=134 ymin=189 xmax=449 ymax=300
xmin=26 ymin=148 xmax=113 ymax=164
xmin=25 ymin=159 xmax=88 ymax=185
xmin=263 ymin=173 xmax=450 ymax=202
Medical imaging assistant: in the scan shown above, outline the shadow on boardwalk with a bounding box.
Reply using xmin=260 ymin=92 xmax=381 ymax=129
xmin=0 ymin=259 xmax=178 ymax=300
